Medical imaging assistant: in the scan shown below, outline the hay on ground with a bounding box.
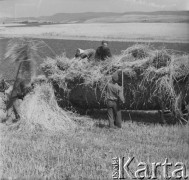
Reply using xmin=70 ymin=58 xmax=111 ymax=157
xmin=3 ymin=83 xmax=76 ymax=133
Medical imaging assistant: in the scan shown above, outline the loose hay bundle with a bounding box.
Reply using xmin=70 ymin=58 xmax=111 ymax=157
xmin=152 ymin=50 xmax=171 ymax=69
xmin=121 ymin=44 xmax=152 ymax=59
xmin=14 ymin=83 xmax=76 ymax=132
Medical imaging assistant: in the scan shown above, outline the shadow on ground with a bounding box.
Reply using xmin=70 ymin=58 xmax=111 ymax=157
xmin=86 ymin=109 xmax=177 ymax=125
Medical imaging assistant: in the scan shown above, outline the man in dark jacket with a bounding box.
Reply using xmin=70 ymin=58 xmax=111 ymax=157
xmin=106 ymin=71 xmax=125 ymax=128
xmin=95 ymin=40 xmax=112 ymax=61
xmin=6 ymin=79 xmax=30 ymax=123
xmin=0 ymin=78 xmax=9 ymax=93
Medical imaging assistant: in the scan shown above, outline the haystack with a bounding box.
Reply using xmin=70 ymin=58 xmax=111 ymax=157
xmin=5 ymin=83 xmax=76 ymax=133
xmin=41 ymin=55 xmax=108 ymax=109
xmin=41 ymin=44 xmax=189 ymax=120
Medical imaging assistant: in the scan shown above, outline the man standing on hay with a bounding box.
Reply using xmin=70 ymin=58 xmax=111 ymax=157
xmin=95 ymin=40 xmax=112 ymax=61
xmin=106 ymin=71 xmax=125 ymax=128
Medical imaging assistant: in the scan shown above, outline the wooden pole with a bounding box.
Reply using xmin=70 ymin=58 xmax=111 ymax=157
xmin=6 ymin=51 xmax=29 ymax=110
xmin=11 ymin=62 xmax=22 ymax=96
xmin=122 ymin=69 xmax=124 ymax=95
xmin=6 ymin=61 xmax=22 ymax=109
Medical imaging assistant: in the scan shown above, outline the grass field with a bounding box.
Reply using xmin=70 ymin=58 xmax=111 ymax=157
xmin=1 ymin=117 xmax=189 ymax=179
xmin=0 ymin=23 xmax=189 ymax=43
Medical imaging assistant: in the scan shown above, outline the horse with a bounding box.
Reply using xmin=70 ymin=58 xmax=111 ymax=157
xmin=75 ymin=48 xmax=96 ymax=61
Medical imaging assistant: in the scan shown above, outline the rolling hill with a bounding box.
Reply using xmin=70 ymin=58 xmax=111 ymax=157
xmin=1 ymin=11 xmax=189 ymax=24
xmin=39 ymin=11 xmax=189 ymax=23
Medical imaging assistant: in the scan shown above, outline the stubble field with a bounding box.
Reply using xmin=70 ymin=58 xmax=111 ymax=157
xmin=1 ymin=117 xmax=189 ymax=179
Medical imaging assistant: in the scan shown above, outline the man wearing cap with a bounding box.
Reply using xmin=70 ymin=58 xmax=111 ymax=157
xmin=95 ymin=40 xmax=112 ymax=61
xmin=106 ymin=71 xmax=125 ymax=128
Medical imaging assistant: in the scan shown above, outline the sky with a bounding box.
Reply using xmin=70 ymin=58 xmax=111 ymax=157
xmin=0 ymin=0 xmax=188 ymax=18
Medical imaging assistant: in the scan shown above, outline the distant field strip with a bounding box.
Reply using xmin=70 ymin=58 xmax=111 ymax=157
xmin=0 ymin=23 xmax=189 ymax=43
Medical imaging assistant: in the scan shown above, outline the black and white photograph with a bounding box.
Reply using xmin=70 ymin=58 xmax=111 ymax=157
xmin=0 ymin=0 xmax=189 ymax=179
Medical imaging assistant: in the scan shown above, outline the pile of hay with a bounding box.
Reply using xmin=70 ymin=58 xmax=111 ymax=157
xmin=41 ymin=55 xmax=109 ymax=109
xmin=41 ymin=44 xmax=189 ymax=120
xmin=4 ymin=83 xmax=76 ymax=133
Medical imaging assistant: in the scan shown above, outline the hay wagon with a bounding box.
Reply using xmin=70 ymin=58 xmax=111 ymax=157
xmin=4 ymin=38 xmax=188 ymax=124
xmin=41 ymin=44 xmax=189 ymax=124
